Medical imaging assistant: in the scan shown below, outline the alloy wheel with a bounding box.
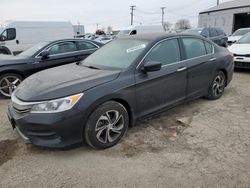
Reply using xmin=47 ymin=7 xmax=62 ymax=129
xmin=95 ymin=110 xmax=124 ymax=144
xmin=0 ymin=76 xmax=22 ymax=97
xmin=212 ymin=75 xmax=225 ymax=97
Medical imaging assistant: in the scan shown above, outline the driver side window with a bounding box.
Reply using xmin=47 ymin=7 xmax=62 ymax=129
xmin=47 ymin=42 xmax=77 ymax=55
xmin=144 ymin=39 xmax=181 ymax=66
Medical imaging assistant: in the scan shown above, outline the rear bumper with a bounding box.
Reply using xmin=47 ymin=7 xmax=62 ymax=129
xmin=7 ymin=104 xmax=85 ymax=148
xmin=226 ymin=59 xmax=234 ymax=86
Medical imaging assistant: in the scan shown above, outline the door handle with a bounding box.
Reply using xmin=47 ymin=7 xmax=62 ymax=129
xmin=209 ymin=57 xmax=216 ymax=61
xmin=16 ymin=40 xmax=19 ymax=44
xmin=177 ymin=67 xmax=187 ymax=72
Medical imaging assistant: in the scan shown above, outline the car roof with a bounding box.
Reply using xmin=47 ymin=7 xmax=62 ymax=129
xmin=118 ymin=33 xmax=205 ymax=42
xmin=50 ymin=38 xmax=98 ymax=43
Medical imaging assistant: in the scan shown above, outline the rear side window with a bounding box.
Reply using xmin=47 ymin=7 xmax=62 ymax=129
xmin=1 ymin=28 xmax=16 ymax=40
xmin=209 ymin=28 xmax=218 ymax=37
xmin=145 ymin=39 xmax=180 ymax=66
xmin=182 ymin=38 xmax=207 ymax=59
xmin=77 ymin=41 xmax=97 ymax=50
xmin=204 ymin=41 xmax=213 ymax=54
xmin=47 ymin=41 xmax=77 ymax=55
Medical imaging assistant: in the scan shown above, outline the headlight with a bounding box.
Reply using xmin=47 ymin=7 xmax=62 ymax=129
xmin=30 ymin=93 xmax=83 ymax=113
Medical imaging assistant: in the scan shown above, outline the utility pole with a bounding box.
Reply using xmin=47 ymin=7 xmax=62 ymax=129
xmin=161 ymin=7 xmax=166 ymax=26
xmin=217 ymin=0 xmax=219 ymax=5
xmin=130 ymin=5 xmax=136 ymax=25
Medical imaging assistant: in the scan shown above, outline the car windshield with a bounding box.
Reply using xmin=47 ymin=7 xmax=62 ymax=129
xmin=183 ymin=29 xmax=202 ymax=35
xmin=116 ymin=30 xmax=131 ymax=37
xmin=232 ymin=29 xmax=250 ymax=36
xmin=237 ymin=33 xmax=250 ymax=44
xmin=80 ymin=39 xmax=149 ymax=70
xmin=18 ymin=42 xmax=49 ymax=57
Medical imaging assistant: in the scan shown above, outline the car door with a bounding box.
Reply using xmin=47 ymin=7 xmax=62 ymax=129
xmin=30 ymin=41 xmax=78 ymax=74
xmin=75 ymin=41 xmax=99 ymax=61
xmin=181 ymin=37 xmax=216 ymax=99
xmin=135 ymin=38 xmax=187 ymax=117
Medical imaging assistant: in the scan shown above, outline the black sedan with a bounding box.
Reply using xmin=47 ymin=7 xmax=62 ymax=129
xmin=0 ymin=39 xmax=103 ymax=97
xmin=183 ymin=27 xmax=228 ymax=47
xmin=7 ymin=33 xmax=234 ymax=149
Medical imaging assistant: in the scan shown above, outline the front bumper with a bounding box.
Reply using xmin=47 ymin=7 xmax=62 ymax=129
xmin=7 ymin=104 xmax=85 ymax=148
xmin=233 ymin=56 xmax=250 ymax=69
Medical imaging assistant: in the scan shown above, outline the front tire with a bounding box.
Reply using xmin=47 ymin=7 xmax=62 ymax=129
xmin=0 ymin=73 xmax=23 ymax=98
xmin=206 ymin=71 xmax=226 ymax=100
xmin=84 ymin=101 xmax=129 ymax=149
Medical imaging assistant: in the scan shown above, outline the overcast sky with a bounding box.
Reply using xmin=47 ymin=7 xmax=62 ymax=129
xmin=0 ymin=0 xmax=231 ymax=32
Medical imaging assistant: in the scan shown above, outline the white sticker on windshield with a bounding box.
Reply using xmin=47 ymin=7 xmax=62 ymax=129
xmin=126 ymin=44 xmax=146 ymax=53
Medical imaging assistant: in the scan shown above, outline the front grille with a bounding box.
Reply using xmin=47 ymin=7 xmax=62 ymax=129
xmin=11 ymin=94 xmax=33 ymax=114
xmin=12 ymin=105 xmax=31 ymax=114
xmin=234 ymin=54 xmax=250 ymax=57
xmin=234 ymin=61 xmax=250 ymax=68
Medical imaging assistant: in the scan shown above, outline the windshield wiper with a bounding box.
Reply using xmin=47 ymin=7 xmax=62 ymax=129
xmin=83 ymin=65 xmax=101 ymax=70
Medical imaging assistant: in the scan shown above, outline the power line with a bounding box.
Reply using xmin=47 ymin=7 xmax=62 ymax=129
xmin=135 ymin=8 xmax=160 ymax=15
xmin=130 ymin=5 xmax=136 ymax=25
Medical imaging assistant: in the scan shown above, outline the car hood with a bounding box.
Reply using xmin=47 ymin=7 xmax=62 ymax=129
xmin=0 ymin=54 xmax=31 ymax=66
xmin=14 ymin=64 xmax=120 ymax=102
xmin=228 ymin=44 xmax=250 ymax=54
xmin=228 ymin=36 xmax=242 ymax=42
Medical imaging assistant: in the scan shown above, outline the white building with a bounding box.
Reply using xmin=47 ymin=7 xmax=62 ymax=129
xmin=199 ymin=0 xmax=250 ymax=35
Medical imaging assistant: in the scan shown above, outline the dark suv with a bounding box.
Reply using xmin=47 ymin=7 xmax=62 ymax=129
xmin=183 ymin=27 xmax=228 ymax=47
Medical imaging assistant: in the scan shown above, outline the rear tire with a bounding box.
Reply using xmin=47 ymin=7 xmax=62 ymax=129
xmin=84 ymin=101 xmax=129 ymax=149
xmin=206 ymin=71 xmax=226 ymax=100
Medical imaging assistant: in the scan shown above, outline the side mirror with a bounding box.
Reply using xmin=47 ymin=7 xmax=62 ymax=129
xmin=40 ymin=51 xmax=50 ymax=59
xmin=0 ymin=35 xmax=6 ymax=42
xmin=142 ymin=61 xmax=162 ymax=72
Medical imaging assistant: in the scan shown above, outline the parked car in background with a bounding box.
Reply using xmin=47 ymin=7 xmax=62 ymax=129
xmin=228 ymin=28 xmax=250 ymax=45
xmin=84 ymin=34 xmax=97 ymax=40
xmin=228 ymin=33 xmax=250 ymax=69
xmin=0 ymin=21 xmax=75 ymax=55
xmin=0 ymin=39 xmax=102 ymax=97
xmin=116 ymin=25 xmax=165 ymax=38
xmin=7 ymin=33 xmax=234 ymax=149
xmin=94 ymin=36 xmax=113 ymax=44
xmin=183 ymin=27 xmax=228 ymax=47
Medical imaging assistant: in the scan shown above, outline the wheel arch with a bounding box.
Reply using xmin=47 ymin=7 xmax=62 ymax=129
xmin=0 ymin=46 xmax=12 ymax=55
xmin=0 ymin=70 xmax=25 ymax=79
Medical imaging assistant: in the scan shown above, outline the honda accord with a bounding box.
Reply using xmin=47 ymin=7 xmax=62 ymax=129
xmin=7 ymin=33 xmax=234 ymax=149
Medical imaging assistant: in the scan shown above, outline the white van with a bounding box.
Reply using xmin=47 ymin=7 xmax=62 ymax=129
xmin=73 ymin=25 xmax=85 ymax=37
xmin=0 ymin=21 xmax=74 ymax=55
xmin=116 ymin=25 xmax=165 ymax=38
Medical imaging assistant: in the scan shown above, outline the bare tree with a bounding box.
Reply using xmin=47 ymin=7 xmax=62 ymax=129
xmin=107 ymin=26 xmax=113 ymax=34
xmin=175 ymin=19 xmax=191 ymax=30
xmin=163 ymin=22 xmax=172 ymax=31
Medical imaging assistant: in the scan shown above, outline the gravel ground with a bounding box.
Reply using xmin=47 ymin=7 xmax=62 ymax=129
xmin=0 ymin=71 xmax=249 ymax=188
